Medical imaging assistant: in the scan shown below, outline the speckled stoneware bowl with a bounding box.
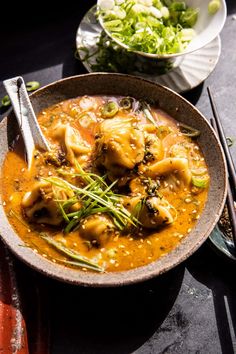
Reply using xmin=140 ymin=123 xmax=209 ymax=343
xmin=0 ymin=73 xmax=227 ymax=287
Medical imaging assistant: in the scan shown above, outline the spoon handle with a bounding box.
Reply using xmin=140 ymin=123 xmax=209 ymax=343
xmin=3 ymin=76 xmax=50 ymax=169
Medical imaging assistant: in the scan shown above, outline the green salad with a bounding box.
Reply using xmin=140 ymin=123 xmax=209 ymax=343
xmin=98 ymin=0 xmax=199 ymax=55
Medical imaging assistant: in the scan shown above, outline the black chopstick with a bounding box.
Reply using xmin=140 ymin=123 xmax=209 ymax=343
xmin=210 ymin=117 xmax=236 ymax=247
xmin=207 ymin=87 xmax=236 ymax=196
xmin=208 ymin=87 xmax=236 ymax=248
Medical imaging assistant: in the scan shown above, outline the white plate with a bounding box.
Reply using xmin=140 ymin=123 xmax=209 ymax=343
xmin=76 ymin=6 xmax=221 ymax=93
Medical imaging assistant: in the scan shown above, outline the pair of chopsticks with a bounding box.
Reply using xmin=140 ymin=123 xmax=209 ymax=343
xmin=207 ymin=87 xmax=236 ymax=248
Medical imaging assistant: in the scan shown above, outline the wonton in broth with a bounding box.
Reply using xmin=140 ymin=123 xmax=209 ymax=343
xmin=1 ymin=96 xmax=209 ymax=272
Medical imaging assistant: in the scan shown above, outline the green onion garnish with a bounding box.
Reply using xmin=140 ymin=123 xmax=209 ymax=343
xmin=44 ymin=163 xmax=139 ymax=233
xmin=178 ymin=122 xmax=200 ymax=138
xmin=40 ymin=233 xmax=104 ymax=272
xmin=26 ymin=81 xmax=40 ymax=92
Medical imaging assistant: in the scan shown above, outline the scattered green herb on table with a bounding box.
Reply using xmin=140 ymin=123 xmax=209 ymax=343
xmin=0 ymin=81 xmax=41 ymax=110
xmin=226 ymin=137 xmax=234 ymax=147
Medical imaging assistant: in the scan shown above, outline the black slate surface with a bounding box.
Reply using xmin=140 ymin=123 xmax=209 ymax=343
xmin=1 ymin=1 xmax=236 ymax=353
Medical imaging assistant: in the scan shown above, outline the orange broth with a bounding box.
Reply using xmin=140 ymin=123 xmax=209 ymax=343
xmin=1 ymin=95 xmax=209 ymax=272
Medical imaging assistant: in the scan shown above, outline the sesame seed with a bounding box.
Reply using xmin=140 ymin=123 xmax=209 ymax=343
xmin=184 ymin=198 xmax=191 ymax=203
xmin=129 ymin=237 xmax=133 ymax=241
xmin=110 ymin=259 xmax=116 ymax=264
xmin=3 ymin=201 xmax=6 ymax=206
xmin=138 ymin=245 xmax=143 ymax=249
xmin=147 ymin=240 xmax=152 ymax=245
xmin=187 ymin=228 xmax=192 ymax=233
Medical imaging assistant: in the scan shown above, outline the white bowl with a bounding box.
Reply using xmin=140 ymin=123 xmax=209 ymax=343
xmin=97 ymin=0 xmax=227 ymax=59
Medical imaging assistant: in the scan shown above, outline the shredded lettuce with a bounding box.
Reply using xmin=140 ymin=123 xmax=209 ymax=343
xmin=98 ymin=0 xmax=199 ymax=55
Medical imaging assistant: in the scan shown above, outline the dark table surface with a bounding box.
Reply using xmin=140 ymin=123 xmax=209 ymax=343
xmin=1 ymin=1 xmax=236 ymax=353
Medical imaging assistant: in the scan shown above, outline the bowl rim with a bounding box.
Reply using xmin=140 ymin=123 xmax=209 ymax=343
xmin=0 ymin=73 xmax=228 ymax=287
xmin=96 ymin=0 xmax=227 ymax=59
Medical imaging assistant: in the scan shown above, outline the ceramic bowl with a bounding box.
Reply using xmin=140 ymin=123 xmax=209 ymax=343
xmin=0 ymin=73 xmax=227 ymax=286
xmin=97 ymin=0 xmax=227 ymax=59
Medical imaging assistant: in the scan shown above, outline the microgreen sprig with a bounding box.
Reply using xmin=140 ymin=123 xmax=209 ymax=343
xmin=44 ymin=163 xmax=139 ymax=233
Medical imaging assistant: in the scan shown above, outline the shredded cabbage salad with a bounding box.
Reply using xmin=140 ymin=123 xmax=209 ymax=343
xmin=98 ymin=0 xmax=199 ymax=55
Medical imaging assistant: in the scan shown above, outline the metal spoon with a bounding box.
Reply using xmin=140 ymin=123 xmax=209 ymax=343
xmin=3 ymin=76 xmax=50 ymax=169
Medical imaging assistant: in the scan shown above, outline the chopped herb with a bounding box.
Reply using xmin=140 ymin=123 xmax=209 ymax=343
xmin=178 ymin=122 xmax=200 ymax=138
xmin=226 ymin=137 xmax=234 ymax=147
xmin=76 ymin=30 xmax=173 ymax=75
xmin=119 ymin=97 xmax=134 ymax=110
xmin=101 ymin=101 xmax=119 ymax=118
xmin=192 ymin=175 xmax=209 ymax=188
xmin=1 ymin=95 xmax=11 ymax=107
xmin=44 ymin=163 xmax=139 ymax=232
xmin=40 ymin=233 xmax=104 ymax=272
xmin=0 ymin=81 xmax=40 ymax=110
xmin=98 ymin=0 xmax=198 ymax=55
xmin=139 ymin=101 xmax=159 ymax=128
xmin=26 ymin=81 xmax=40 ymax=92
xmin=8 ymin=209 xmax=29 ymax=228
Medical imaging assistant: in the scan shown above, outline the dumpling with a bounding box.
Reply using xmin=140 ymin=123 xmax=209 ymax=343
xmin=95 ymin=116 xmax=145 ymax=177
xmin=123 ymin=196 xmax=174 ymax=229
xmin=21 ymin=181 xmax=77 ymax=225
xmin=140 ymin=157 xmax=192 ymax=185
xmin=53 ymin=124 xmax=91 ymax=165
xmin=78 ymin=214 xmax=115 ymax=247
